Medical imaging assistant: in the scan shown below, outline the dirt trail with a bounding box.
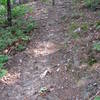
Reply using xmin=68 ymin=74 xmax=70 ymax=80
xmin=0 ymin=0 xmax=100 ymax=100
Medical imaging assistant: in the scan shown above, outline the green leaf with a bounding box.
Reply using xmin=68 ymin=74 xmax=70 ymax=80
xmin=96 ymin=25 xmax=100 ymax=30
xmin=16 ymin=44 xmax=26 ymax=51
xmin=94 ymin=96 xmax=100 ymax=100
xmin=93 ymin=42 xmax=100 ymax=51
xmin=0 ymin=69 xmax=7 ymax=78
xmin=0 ymin=55 xmax=8 ymax=63
xmin=21 ymin=36 xmax=30 ymax=41
xmin=0 ymin=63 xmax=4 ymax=68
xmin=0 ymin=0 xmax=7 ymax=5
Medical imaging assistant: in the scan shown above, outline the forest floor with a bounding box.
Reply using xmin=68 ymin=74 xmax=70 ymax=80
xmin=0 ymin=0 xmax=100 ymax=100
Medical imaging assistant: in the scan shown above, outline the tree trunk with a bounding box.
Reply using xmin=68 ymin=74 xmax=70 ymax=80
xmin=52 ymin=0 xmax=55 ymax=6
xmin=7 ymin=0 xmax=12 ymax=26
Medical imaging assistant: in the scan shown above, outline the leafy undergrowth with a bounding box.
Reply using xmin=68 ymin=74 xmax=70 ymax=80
xmin=84 ymin=0 xmax=100 ymax=10
xmin=95 ymin=96 xmax=100 ymax=100
xmin=63 ymin=0 xmax=100 ymax=98
xmin=0 ymin=17 xmax=37 ymax=53
xmin=67 ymin=7 xmax=100 ymax=66
xmin=0 ymin=4 xmax=37 ymax=78
xmin=73 ymin=0 xmax=100 ymax=10
xmin=0 ymin=55 xmax=8 ymax=78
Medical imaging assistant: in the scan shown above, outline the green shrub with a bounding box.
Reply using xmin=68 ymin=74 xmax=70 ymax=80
xmin=94 ymin=96 xmax=100 ymax=100
xmin=93 ymin=42 xmax=100 ymax=51
xmin=81 ymin=23 xmax=88 ymax=32
xmin=0 ymin=29 xmax=16 ymax=51
xmin=0 ymin=0 xmax=7 ymax=5
xmin=95 ymin=21 xmax=100 ymax=30
xmin=84 ymin=0 xmax=100 ymax=10
xmin=68 ymin=22 xmax=80 ymax=39
xmin=25 ymin=19 xmax=37 ymax=33
xmin=88 ymin=57 xmax=97 ymax=65
xmin=0 ymin=69 xmax=7 ymax=78
xmin=0 ymin=55 xmax=8 ymax=63
xmin=0 ymin=17 xmax=36 ymax=52
xmin=0 ymin=55 xmax=8 ymax=78
xmin=0 ymin=3 xmax=32 ymax=25
xmin=0 ymin=63 xmax=4 ymax=68
xmin=68 ymin=22 xmax=89 ymax=39
xmin=16 ymin=44 xmax=26 ymax=51
xmin=12 ymin=5 xmax=30 ymax=18
xmin=0 ymin=5 xmax=6 ymax=16
xmin=0 ymin=2 xmax=37 ymax=78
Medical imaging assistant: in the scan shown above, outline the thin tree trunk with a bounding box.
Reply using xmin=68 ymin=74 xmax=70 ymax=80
xmin=52 ymin=0 xmax=55 ymax=6
xmin=7 ymin=0 xmax=12 ymax=26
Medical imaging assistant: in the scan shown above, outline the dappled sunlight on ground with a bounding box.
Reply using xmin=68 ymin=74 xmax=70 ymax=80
xmin=35 ymin=8 xmax=48 ymax=16
xmin=27 ymin=41 xmax=63 ymax=57
xmin=90 ymin=63 xmax=100 ymax=71
xmin=0 ymin=72 xmax=20 ymax=85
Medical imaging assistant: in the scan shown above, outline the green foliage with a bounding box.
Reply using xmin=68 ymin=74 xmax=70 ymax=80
xmin=0 ymin=1 xmax=37 ymax=78
xmin=0 ymin=63 xmax=4 ymax=68
xmin=41 ymin=0 xmax=49 ymax=3
xmin=84 ymin=0 xmax=100 ymax=10
xmin=0 ymin=0 xmax=13 ymax=6
xmin=0 ymin=69 xmax=7 ymax=78
xmin=72 ymin=32 xmax=79 ymax=39
xmin=94 ymin=96 xmax=100 ymax=100
xmin=0 ymin=5 xmax=6 ymax=16
xmin=88 ymin=57 xmax=97 ymax=66
xmin=96 ymin=21 xmax=100 ymax=30
xmin=74 ymin=0 xmax=100 ymax=10
xmin=0 ymin=55 xmax=8 ymax=78
xmin=70 ymin=22 xmax=78 ymax=30
xmin=93 ymin=42 xmax=100 ymax=51
xmin=12 ymin=5 xmax=30 ymax=18
xmin=25 ymin=19 xmax=37 ymax=33
xmin=61 ymin=15 xmax=66 ymax=21
xmin=16 ymin=44 xmax=26 ymax=51
xmin=0 ymin=0 xmax=7 ymax=5
xmin=68 ymin=22 xmax=89 ymax=39
xmin=0 ymin=5 xmax=36 ymax=51
xmin=0 ymin=3 xmax=32 ymax=26
xmin=0 ymin=18 xmax=36 ymax=51
xmin=71 ymin=12 xmax=84 ymax=19
xmin=81 ymin=23 xmax=88 ymax=32
xmin=0 ymin=29 xmax=16 ymax=51
xmin=0 ymin=5 xmax=6 ymax=24
xmin=0 ymin=55 xmax=8 ymax=63
xmin=68 ymin=22 xmax=79 ymax=39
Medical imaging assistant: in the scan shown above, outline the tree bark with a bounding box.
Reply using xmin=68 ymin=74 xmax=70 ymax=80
xmin=52 ymin=0 xmax=55 ymax=6
xmin=7 ymin=0 xmax=12 ymax=26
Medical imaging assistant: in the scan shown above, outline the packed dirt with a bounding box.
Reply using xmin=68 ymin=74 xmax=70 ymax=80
xmin=0 ymin=0 xmax=100 ymax=100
